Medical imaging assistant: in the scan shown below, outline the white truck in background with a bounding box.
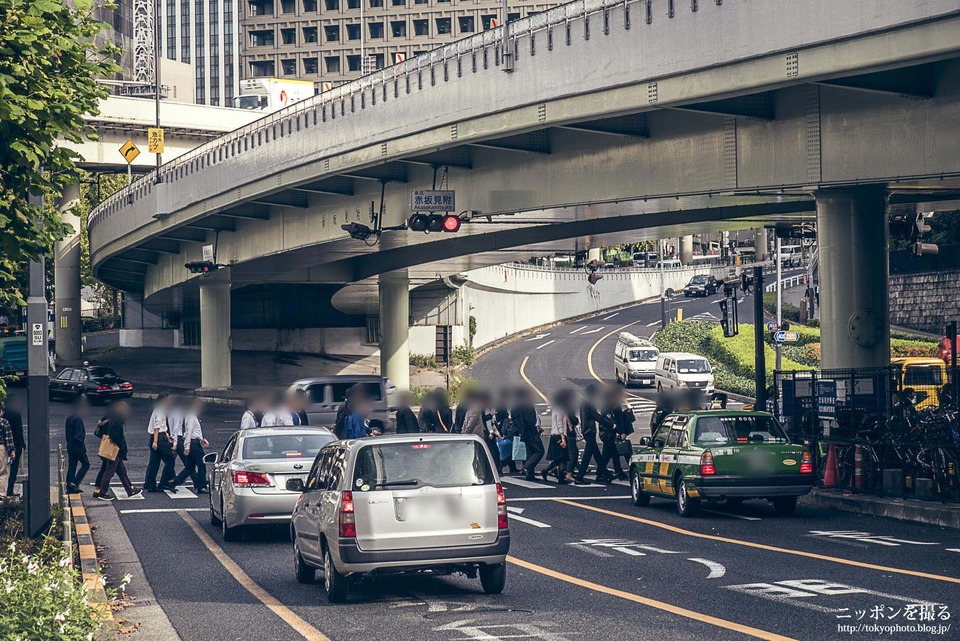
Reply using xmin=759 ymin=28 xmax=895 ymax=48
xmin=234 ymin=78 xmax=315 ymax=113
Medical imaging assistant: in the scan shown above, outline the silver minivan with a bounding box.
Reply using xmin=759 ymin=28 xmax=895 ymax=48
xmin=288 ymin=375 xmax=392 ymax=431
xmin=287 ymin=434 xmax=510 ymax=602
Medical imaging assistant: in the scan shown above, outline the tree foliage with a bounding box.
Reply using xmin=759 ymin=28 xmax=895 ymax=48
xmin=0 ymin=0 xmax=118 ymax=306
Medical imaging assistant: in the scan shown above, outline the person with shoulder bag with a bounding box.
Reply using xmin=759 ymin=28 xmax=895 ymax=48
xmin=96 ymin=401 xmax=141 ymax=500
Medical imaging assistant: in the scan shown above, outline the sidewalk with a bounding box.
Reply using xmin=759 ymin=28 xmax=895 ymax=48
xmin=801 ymin=489 xmax=960 ymax=529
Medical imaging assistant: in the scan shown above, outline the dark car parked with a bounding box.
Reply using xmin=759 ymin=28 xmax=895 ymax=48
xmin=49 ymin=366 xmax=133 ymax=403
xmin=682 ymin=274 xmax=720 ymax=297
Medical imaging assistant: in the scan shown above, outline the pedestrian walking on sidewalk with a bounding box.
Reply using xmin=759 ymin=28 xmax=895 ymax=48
xmin=144 ymin=394 xmax=176 ymax=492
xmin=96 ymin=401 xmax=141 ymax=500
xmin=0 ymin=405 xmax=17 ymax=497
xmin=65 ymin=396 xmax=91 ymax=493
xmin=513 ymin=389 xmax=543 ymax=482
xmin=576 ymin=384 xmax=613 ymax=484
xmin=171 ymin=398 xmax=210 ymax=493
xmin=2 ymin=394 xmax=24 ymax=497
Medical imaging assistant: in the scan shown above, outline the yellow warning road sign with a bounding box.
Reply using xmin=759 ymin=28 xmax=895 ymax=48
xmin=119 ymin=139 xmax=140 ymax=163
xmin=148 ymin=128 xmax=164 ymax=154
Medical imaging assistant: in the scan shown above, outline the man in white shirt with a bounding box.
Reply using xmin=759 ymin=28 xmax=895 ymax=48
xmin=170 ymin=398 xmax=209 ymax=493
xmin=144 ymin=394 xmax=176 ymax=492
xmin=261 ymin=392 xmax=296 ymax=427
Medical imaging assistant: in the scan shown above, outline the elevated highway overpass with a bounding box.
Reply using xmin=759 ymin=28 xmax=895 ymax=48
xmin=88 ymin=0 xmax=960 ymax=388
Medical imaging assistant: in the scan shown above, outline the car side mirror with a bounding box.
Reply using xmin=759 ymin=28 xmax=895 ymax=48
xmin=286 ymin=477 xmax=305 ymax=492
xmin=203 ymin=452 xmax=219 ymax=464
xmin=639 ymin=436 xmax=652 ymax=447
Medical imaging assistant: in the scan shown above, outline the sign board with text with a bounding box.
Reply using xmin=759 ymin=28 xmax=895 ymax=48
xmin=411 ymin=190 xmax=455 ymax=212
xmin=815 ymin=380 xmax=837 ymax=420
xmin=774 ymin=330 xmax=800 ymax=342
xmin=148 ymin=128 xmax=165 ymax=153
xmin=31 ymin=323 xmax=43 ymax=346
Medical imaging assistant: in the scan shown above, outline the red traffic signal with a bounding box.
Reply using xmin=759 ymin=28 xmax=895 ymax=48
xmin=185 ymin=260 xmax=219 ymax=275
xmin=408 ymin=213 xmax=462 ymax=234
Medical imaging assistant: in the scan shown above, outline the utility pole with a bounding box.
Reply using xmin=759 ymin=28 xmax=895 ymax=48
xmin=753 ymin=266 xmax=767 ymax=411
xmin=501 ymin=0 xmax=514 ymax=72
xmin=775 ymin=235 xmax=782 ymax=372
xmin=659 ymin=239 xmax=667 ymax=329
xmin=25 ymin=192 xmax=51 ymax=538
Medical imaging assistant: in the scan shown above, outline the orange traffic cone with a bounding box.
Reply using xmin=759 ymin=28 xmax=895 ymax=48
xmin=822 ymin=444 xmax=839 ymax=489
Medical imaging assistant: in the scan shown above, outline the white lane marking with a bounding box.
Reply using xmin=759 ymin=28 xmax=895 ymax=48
xmin=500 ymin=476 xmax=554 ymax=490
xmin=580 ymin=327 xmax=604 ymax=335
xmin=506 ymin=506 xmax=525 ymax=515
xmin=536 ymin=339 xmax=556 ymax=350
xmin=602 ymin=312 xmax=620 ymax=320
xmin=166 ymin=487 xmax=198 ymax=499
xmin=700 ymin=508 xmax=762 ymax=522
xmin=507 ymin=495 xmax=630 ymax=502
xmin=610 ymin=479 xmax=630 ymax=487
xmin=645 ymin=321 xmax=660 ymax=327
xmin=508 ymin=513 xmax=552 ymax=529
xmin=567 ymin=543 xmax=614 ymax=558
xmin=569 ymin=326 xmax=587 ymax=335
xmin=809 ymin=530 xmax=939 ymax=546
xmin=114 ymin=491 xmax=145 ymax=501
xmin=120 ymin=508 xmax=208 ymax=514
xmin=948 ymin=548 xmax=960 ymax=553
xmin=688 ymin=558 xmax=726 ymax=579
xmin=612 ymin=546 xmax=644 ymax=556
xmin=636 ymin=544 xmax=682 ymax=554
xmin=434 ymin=619 xmax=569 ymax=640
xmin=738 ymin=297 xmax=745 ymax=304
xmin=525 ymin=333 xmax=551 ymax=342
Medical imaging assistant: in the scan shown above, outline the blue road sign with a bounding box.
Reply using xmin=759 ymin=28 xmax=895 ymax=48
xmin=774 ymin=330 xmax=800 ymax=342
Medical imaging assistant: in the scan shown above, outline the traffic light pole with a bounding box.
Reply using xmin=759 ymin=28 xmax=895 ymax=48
xmin=659 ymin=239 xmax=667 ymax=329
xmin=753 ymin=266 xmax=767 ymax=410
xmin=25 ymin=192 xmax=51 ymax=538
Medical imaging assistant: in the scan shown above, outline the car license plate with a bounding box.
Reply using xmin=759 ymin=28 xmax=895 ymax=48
xmin=111 ymin=385 xmax=119 ymax=391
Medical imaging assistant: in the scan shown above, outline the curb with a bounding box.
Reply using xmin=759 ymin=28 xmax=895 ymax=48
xmin=132 ymin=392 xmax=244 ymax=407
xmin=800 ymin=489 xmax=960 ymax=530
xmin=69 ymin=493 xmax=115 ymax=624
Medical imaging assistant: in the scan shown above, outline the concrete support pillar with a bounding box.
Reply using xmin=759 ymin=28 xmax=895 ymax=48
xmin=199 ymin=280 xmax=231 ymax=389
xmin=54 ymin=183 xmax=82 ymax=363
xmin=379 ymin=271 xmax=410 ymax=391
xmin=754 ymin=228 xmax=768 ymax=262
xmin=814 ymin=189 xmax=890 ymax=370
xmin=679 ymin=235 xmax=694 ymax=265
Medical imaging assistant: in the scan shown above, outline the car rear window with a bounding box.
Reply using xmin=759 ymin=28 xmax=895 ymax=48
xmin=330 ymin=382 xmax=383 ymax=403
xmin=87 ymin=367 xmax=119 ymax=381
xmin=352 ymin=441 xmax=494 ymax=490
xmin=694 ymin=416 xmax=789 ymax=446
xmin=242 ymin=433 xmax=335 ymax=459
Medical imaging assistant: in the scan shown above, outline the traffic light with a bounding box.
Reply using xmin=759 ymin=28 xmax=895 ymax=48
xmin=185 ymin=261 xmax=219 ymax=275
xmin=407 ymin=213 xmax=461 ymax=234
xmin=718 ymin=297 xmax=739 ymax=337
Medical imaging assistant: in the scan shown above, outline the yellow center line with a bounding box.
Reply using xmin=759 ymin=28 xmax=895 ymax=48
xmin=507 ymin=555 xmax=797 ymax=641
xmin=553 ymin=499 xmax=960 ymax=585
xmin=178 ymin=511 xmax=332 ymax=641
xmin=586 ymin=319 xmax=646 ymax=399
xmin=519 ymin=355 xmax=549 ymax=404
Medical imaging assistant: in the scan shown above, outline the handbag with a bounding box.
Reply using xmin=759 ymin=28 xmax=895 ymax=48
xmin=98 ymin=434 xmax=120 ymax=462
xmin=511 ymin=437 xmax=528 ymax=461
xmin=497 ymin=437 xmax=513 ymax=461
xmin=616 ymin=440 xmax=633 ymax=457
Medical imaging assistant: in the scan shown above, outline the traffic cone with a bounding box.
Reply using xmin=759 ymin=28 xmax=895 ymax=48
xmin=822 ymin=444 xmax=839 ymax=489
xmin=854 ymin=445 xmax=864 ymax=490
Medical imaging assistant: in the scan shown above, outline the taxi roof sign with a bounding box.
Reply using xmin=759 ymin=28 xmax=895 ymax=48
xmin=119 ymin=139 xmax=140 ymax=164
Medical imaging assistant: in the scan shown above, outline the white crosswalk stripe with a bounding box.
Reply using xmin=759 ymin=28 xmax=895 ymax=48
xmin=686 ymin=311 xmax=721 ymax=323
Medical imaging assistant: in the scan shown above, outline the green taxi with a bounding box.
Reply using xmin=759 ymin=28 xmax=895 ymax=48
xmin=629 ymin=411 xmax=814 ymax=517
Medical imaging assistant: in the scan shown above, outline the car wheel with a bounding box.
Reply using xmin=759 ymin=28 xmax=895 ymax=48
xmin=479 ymin=563 xmax=507 ymax=594
xmin=772 ymin=496 xmax=798 ymax=517
xmin=221 ymin=498 xmax=242 ymax=542
xmin=675 ymin=475 xmax=700 ymax=517
xmin=294 ymin=537 xmax=315 ymax=584
xmin=630 ymin=469 xmax=650 ymax=507
xmin=323 ymin=545 xmax=349 ymax=602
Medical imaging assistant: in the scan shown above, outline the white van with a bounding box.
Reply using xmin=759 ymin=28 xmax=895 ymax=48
xmin=655 ymin=352 xmax=715 ymax=394
xmin=659 ymin=259 xmax=682 ymax=269
xmin=614 ymin=333 xmax=659 ymax=387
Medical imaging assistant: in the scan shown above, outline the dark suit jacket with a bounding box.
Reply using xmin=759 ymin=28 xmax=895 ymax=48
xmin=511 ymin=404 xmax=539 ymax=443
xmin=6 ymin=409 xmax=24 ymax=450
xmin=395 ymin=406 xmax=420 ymax=434
xmin=65 ymin=414 xmax=87 ymax=454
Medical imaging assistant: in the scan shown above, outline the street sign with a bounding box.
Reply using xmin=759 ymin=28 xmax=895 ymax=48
xmin=766 ymin=321 xmax=779 ymax=332
xmin=202 ymin=244 xmax=215 ymax=262
xmin=411 ymin=189 xmax=455 ymax=212
xmin=774 ymin=330 xmax=800 ymax=342
xmin=31 ymin=323 xmax=43 ymax=346
xmin=815 ymin=380 xmax=837 ymax=420
xmin=147 ymin=128 xmax=165 ymax=154
xmin=119 ymin=139 xmax=140 ymax=164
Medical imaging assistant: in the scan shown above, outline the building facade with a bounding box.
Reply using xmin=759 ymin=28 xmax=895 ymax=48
xmin=240 ymin=0 xmax=554 ymax=88
xmin=159 ymin=0 xmax=241 ymax=105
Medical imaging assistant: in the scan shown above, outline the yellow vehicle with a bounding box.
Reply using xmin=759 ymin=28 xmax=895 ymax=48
xmin=892 ymin=357 xmax=947 ymax=409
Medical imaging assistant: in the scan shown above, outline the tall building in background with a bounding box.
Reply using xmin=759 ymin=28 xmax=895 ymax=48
xmin=240 ymin=0 xmax=552 ymax=88
xmin=95 ymin=0 xmax=136 ymax=79
xmin=159 ymin=0 xmax=241 ymax=105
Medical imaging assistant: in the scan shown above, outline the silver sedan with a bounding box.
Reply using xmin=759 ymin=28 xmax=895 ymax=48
xmin=206 ymin=427 xmax=336 ymax=542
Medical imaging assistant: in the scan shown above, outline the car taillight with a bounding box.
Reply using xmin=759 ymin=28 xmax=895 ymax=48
xmin=700 ymin=451 xmax=716 ymax=476
xmin=120 ymin=382 xmax=132 ymax=390
xmin=339 ymin=491 xmax=356 ymax=537
xmin=800 ymin=450 xmax=813 ymax=474
xmin=232 ymin=471 xmax=272 ymax=487
xmin=496 ymin=483 xmax=508 ymax=529
xmin=96 ymin=385 xmax=110 ymax=392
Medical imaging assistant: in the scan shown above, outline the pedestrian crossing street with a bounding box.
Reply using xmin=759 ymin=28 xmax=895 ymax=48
xmin=94 ymin=482 xmax=202 ymax=501
xmin=500 ymin=475 xmax=630 ymax=490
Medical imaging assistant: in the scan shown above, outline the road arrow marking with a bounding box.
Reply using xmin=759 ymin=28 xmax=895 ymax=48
xmin=525 ymin=333 xmax=551 ymax=342
xmin=581 ymin=327 xmax=604 ymax=335
xmin=645 ymin=320 xmax=660 ymax=327
xmin=569 ymin=326 xmax=587 ymax=335
xmin=602 ymin=312 xmax=620 ymax=320
xmin=508 ymin=513 xmax=552 ymax=528
xmin=506 ymin=506 xmax=524 ymax=515
xmin=536 ymin=339 xmax=556 ymax=350
xmin=688 ymin=558 xmax=726 ymax=579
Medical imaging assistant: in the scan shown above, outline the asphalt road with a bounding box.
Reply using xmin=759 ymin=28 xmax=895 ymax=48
xmin=46 ymin=273 xmax=960 ymax=641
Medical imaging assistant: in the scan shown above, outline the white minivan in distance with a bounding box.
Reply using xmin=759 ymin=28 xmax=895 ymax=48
xmin=655 ymin=352 xmax=715 ymax=394
xmin=287 ymin=433 xmax=510 ymax=602
xmin=614 ymin=332 xmax=659 ymax=387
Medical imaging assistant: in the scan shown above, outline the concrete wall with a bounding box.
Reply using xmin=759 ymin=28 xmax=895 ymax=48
xmin=232 ymin=327 xmax=380 ymax=357
xmin=460 ymin=263 xmax=732 ymax=349
xmin=889 ymin=269 xmax=960 ymax=333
